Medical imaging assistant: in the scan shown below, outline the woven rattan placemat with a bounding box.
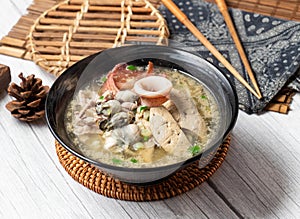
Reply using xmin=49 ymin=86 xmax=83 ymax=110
xmin=55 ymin=136 xmax=230 ymax=201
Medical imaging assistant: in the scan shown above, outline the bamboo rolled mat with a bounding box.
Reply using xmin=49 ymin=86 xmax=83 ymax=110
xmin=205 ymin=0 xmax=300 ymax=22
xmin=55 ymin=137 xmax=231 ymax=201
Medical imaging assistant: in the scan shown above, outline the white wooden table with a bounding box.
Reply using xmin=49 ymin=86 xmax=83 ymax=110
xmin=1 ymin=1 xmax=300 ymax=218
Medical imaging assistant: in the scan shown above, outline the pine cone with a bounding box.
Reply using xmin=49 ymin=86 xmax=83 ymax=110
xmin=5 ymin=73 xmax=49 ymax=122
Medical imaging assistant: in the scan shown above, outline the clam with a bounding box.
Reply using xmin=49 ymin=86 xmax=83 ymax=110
xmin=133 ymin=76 xmax=172 ymax=107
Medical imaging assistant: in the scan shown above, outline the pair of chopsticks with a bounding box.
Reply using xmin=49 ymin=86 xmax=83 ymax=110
xmin=161 ymin=0 xmax=262 ymax=99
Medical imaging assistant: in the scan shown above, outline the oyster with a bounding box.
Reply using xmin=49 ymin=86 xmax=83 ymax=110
xmin=96 ymin=99 xmax=121 ymax=116
xmin=106 ymin=111 xmax=134 ymax=130
xmin=115 ymin=90 xmax=139 ymax=103
xmin=111 ymin=124 xmax=142 ymax=146
xmin=121 ymin=102 xmax=138 ymax=111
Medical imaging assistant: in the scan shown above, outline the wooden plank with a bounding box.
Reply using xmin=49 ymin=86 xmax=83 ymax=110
xmin=210 ymin=110 xmax=300 ymax=218
xmin=1 ymin=0 xmax=300 ymax=218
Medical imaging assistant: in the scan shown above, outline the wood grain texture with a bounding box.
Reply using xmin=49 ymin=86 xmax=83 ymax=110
xmin=0 ymin=0 xmax=300 ymax=218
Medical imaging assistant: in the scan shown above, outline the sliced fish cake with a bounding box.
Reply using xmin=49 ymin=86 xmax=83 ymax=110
xmin=149 ymin=106 xmax=191 ymax=156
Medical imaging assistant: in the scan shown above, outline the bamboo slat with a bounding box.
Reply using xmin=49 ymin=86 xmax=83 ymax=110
xmin=57 ymin=5 xmax=153 ymax=13
xmin=38 ymin=19 xmax=160 ymax=28
xmin=264 ymin=103 xmax=289 ymax=114
xmin=264 ymin=88 xmax=296 ymax=114
xmin=46 ymin=11 xmax=158 ymax=20
xmin=0 ymin=37 xmax=26 ymax=48
xmin=0 ymin=0 xmax=169 ymax=76
xmin=0 ymin=46 xmax=27 ymax=58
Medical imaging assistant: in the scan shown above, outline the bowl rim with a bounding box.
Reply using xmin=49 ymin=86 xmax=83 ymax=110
xmin=46 ymin=45 xmax=239 ymax=172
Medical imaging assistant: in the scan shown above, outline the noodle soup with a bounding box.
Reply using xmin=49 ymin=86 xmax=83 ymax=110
xmin=65 ymin=62 xmax=220 ymax=168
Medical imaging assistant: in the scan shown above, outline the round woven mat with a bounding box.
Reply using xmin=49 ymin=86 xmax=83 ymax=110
xmin=55 ymin=136 xmax=230 ymax=201
xmin=25 ymin=0 xmax=169 ymax=76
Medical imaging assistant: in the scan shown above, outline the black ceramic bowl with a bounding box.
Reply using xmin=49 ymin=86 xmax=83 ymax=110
xmin=46 ymin=45 xmax=238 ymax=184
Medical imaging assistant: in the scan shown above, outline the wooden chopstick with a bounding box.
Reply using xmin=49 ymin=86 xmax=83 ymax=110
xmin=161 ymin=0 xmax=261 ymax=99
xmin=215 ymin=0 xmax=262 ymax=99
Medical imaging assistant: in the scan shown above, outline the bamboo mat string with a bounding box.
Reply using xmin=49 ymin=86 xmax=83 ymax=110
xmin=73 ymin=0 xmax=89 ymax=33
xmin=124 ymin=0 xmax=133 ymax=44
xmin=26 ymin=0 xmax=70 ymax=76
xmin=145 ymin=0 xmax=169 ymax=45
xmin=114 ymin=0 xmax=126 ymax=47
xmin=62 ymin=31 xmax=68 ymax=68
xmin=64 ymin=0 xmax=89 ymax=67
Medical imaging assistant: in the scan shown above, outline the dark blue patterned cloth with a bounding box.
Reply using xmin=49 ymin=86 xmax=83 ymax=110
xmin=159 ymin=0 xmax=300 ymax=114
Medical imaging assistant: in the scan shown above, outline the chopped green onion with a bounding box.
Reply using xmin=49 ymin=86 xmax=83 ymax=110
xmin=101 ymin=76 xmax=107 ymax=82
xmin=112 ymin=158 xmax=122 ymax=164
xmin=201 ymin=95 xmax=207 ymax=99
xmin=143 ymin=136 xmax=149 ymax=142
xmin=138 ymin=106 xmax=148 ymax=112
xmin=130 ymin=158 xmax=138 ymax=163
xmin=126 ymin=65 xmax=137 ymax=71
xmin=99 ymin=95 xmax=104 ymax=100
xmin=188 ymin=145 xmax=201 ymax=156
